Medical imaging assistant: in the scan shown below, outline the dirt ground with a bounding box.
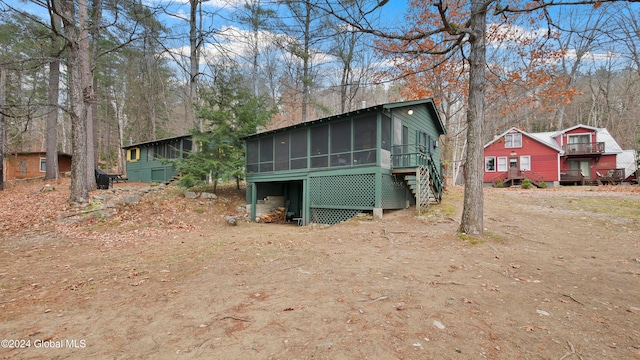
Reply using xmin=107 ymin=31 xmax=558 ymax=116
xmin=1 ymin=179 xmax=639 ymax=360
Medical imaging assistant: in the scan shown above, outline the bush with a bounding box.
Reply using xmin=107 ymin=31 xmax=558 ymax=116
xmin=178 ymin=174 xmax=203 ymax=188
xmin=539 ymin=181 xmax=548 ymax=189
xmin=521 ymin=178 xmax=532 ymax=189
xmin=495 ymin=178 xmax=504 ymax=188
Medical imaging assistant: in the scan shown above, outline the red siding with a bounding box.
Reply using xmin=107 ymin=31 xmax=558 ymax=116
xmin=556 ymin=127 xmax=596 ymax=148
xmin=559 ymin=154 xmax=618 ymax=179
xmin=3 ymin=153 xmax=72 ymax=181
xmin=484 ymin=133 xmax=559 ymax=183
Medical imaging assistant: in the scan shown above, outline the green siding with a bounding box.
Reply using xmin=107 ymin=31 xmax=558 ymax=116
xmin=244 ymin=99 xmax=445 ymax=225
xmin=123 ymin=136 xmax=190 ymax=183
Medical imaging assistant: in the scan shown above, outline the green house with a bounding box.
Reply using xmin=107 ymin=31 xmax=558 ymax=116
xmin=243 ymin=98 xmax=446 ymax=225
xmin=122 ymin=135 xmax=193 ymax=183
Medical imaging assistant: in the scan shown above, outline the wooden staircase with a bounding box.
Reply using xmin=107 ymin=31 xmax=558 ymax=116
xmin=166 ymin=175 xmax=182 ymax=185
xmin=403 ymin=165 xmax=441 ymax=215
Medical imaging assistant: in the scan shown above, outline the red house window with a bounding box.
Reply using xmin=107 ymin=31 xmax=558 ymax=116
xmin=505 ymin=133 xmax=522 ymax=148
xmin=485 ymin=156 xmax=496 ymax=172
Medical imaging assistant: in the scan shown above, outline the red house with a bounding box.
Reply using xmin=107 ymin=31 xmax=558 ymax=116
xmin=2 ymin=152 xmax=72 ymax=181
xmin=484 ymin=125 xmax=632 ymax=187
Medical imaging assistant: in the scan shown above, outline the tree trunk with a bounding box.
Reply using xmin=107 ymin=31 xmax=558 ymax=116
xmin=85 ymin=0 xmax=101 ymax=189
xmin=0 ymin=69 xmax=5 ymax=191
xmin=45 ymin=58 xmax=61 ymax=180
xmin=190 ymin=0 xmax=200 ymax=131
xmin=301 ymin=3 xmax=311 ymax=122
xmin=459 ymin=0 xmax=487 ymax=235
xmin=45 ymin=1 xmax=63 ymax=181
xmin=62 ymin=0 xmax=89 ymax=203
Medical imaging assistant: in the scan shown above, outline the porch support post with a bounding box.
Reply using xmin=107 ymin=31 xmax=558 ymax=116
xmin=373 ymin=172 xmax=383 ymax=220
xmin=302 ymin=178 xmax=309 ymax=225
xmin=250 ymin=182 xmax=257 ymax=222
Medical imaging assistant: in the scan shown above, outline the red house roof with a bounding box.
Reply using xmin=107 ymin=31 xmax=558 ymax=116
xmin=484 ymin=127 xmax=561 ymax=153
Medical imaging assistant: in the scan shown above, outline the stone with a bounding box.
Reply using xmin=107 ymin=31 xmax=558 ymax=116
xmin=200 ymin=192 xmax=217 ymax=199
xmin=225 ymin=216 xmax=237 ymax=226
xmin=184 ymin=191 xmax=198 ymax=199
xmin=115 ymin=194 xmax=140 ymax=205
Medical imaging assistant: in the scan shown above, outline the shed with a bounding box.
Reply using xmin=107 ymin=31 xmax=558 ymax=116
xmin=3 ymin=152 xmax=72 ymax=181
xmin=122 ymin=135 xmax=193 ymax=183
xmin=242 ymin=98 xmax=447 ymax=225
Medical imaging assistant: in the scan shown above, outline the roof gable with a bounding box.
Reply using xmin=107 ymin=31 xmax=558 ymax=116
xmin=484 ymin=127 xmax=561 ymax=152
xmin=550 ymin=124 xmax=599 ymax=138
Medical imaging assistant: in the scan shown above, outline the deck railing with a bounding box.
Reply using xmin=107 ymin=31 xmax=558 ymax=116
xmin=391 ymin=144 xmax=443 ymax=202
xmin=560 ymin=169 xmax=585 ymax=183
xmin=562 ymin=142 xmax=605 ymax=156
xmin=596 ymin=168 xmax=625 ymax=182
xmin=491 ymin=170 xmax=544 ymax=186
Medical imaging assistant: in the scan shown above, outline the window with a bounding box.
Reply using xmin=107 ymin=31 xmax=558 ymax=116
xmin=567 ymin=134 xmax=591 ymax=153
xmin=19 ymin=160 xmax=26 ymax=173
xmin=259 ymin=136 xmax=273 ymax=172
xmin=275 ymin=133 xmax=289 ymax=171
xmin=183 ymin=138 xmax=193 ymax=157
xmin=520 ymin=156 xmax=531 ymax=171
xmin=568 ymin=134 xmax=590 ymax=144
xmin=311 ymin=124 xmax=329 ymax=168
xmin=246 ymin=139 xmax=259 ymax=173
xmin=497 ymin=157 xmax=507 ymax=171
xmin=40 ymin=158 xmax=46 ymax=172
xmin=168 ymin=141 xmax=180 ymax=158
xmin=430 ymin=136 xmax=438 ymax=153
xmin=505 ymin=133 xmax=522 ymax=148
xmin=381 ymin=115 xmax=391 ymax=151
xmin=127 ymin=148 xmax=140 ymax=162
xmin=311 ymin=124 xmax=329 ymax=155
xmin=485 ymin=157 xmax=496 ymax=172
xmin=353 ymin=116 xmax=376 ymax=151
xmin=290 ymin=129 xmax=307 ymax=170
xmin=352 ymin=116 xmax=376 ymax=166
xmin=331 ymin=120 xmax=351 ymax=154
xmin=418 ymin=131 xmax=427 ymax=153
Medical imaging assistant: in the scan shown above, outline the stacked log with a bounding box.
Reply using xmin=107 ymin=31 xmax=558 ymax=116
xmin=256 ymin=207 xmax=287 ymax=223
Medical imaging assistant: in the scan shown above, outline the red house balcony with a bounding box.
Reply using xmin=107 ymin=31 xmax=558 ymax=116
xmin=562 ymin=142 xmax=605 ymax=156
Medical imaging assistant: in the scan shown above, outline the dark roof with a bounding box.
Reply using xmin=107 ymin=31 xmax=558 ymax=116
xmin=11 ymin=151 xmax=72 ymax=157
xmin=242 ymin=98 xmax=445 ymax=140
xmin=122 ymin=134 xmax=192 ymax=150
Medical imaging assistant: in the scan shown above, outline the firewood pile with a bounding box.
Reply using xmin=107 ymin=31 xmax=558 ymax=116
xmin=256 ymin=207 xmax=287 ymax=223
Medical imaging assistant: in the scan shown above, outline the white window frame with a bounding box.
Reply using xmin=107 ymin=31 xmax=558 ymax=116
xmin=39 ymin=157 xmax=46 ymax=172
xmin=520 ymin=155 xmax=531 ymax=171
xmin=497 ymin=157 xmax=507 ymax=172
xmin=505 ymin=133 xmax=522 ymax=148
xmin=485 ymin=156 xmax=496 ymax=172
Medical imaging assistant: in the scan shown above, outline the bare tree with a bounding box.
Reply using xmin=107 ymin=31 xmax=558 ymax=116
xmin=0 ymin=68 xmax=5 ymax=191
xmin=235 ymin=0 xmax=276 ymax=98
xmin=45 ymin=0 xmax=63 ymax=181
xmin=281 ymin=0 xmax=327 ymax=122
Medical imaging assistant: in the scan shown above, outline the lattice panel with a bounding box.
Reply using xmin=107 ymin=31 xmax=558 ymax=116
xmin=310 ymin=208 xmax=362 ymax=225
xmin=381 ymin=174 xmax=407 ymax=209
xmin=309 ymin=174 xmax=376 ymax=207
xmin=417 ymin=166 xmax=430 ymax=214
xmin=245 ymin=182 xmax=253 ymax=204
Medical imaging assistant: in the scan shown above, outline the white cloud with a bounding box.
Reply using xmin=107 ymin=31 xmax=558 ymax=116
xmin=486 ymin=23 xmax=553 ymax=49
xmin=563 ymin=49 xmax=622 ymax=62
xmin=167 ymin=25 xmax=336 ymax=69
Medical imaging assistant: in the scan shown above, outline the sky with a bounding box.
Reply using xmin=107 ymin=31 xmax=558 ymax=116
xmin=8 ymin=0 xmax=639 ymax=78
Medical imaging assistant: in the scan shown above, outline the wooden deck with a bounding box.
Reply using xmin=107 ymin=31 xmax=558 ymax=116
xmin=560 ymin=168 xmax=625 ymax=185
xmin=562 ymin=142 xmax=605 ymax=156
